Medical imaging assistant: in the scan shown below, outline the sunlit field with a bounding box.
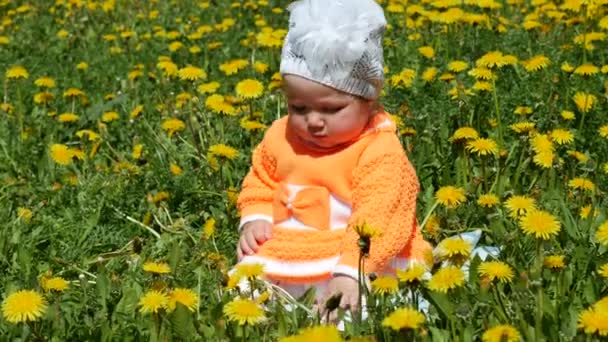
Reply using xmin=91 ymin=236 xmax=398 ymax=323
xmin=1 ymin=0 xmax=608 ymax=340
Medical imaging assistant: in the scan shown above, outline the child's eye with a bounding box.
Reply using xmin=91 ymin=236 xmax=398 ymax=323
xmin=289 ymin=105 xmax=307 ymax=113
xmin=322 ymin=106 xmax=344 ymax=114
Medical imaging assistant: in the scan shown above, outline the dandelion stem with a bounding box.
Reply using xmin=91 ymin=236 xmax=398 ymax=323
xmin=491 ymin=78 xmax=503 ymax=145
xmin=419 ymin=201 xmax=439 ymax=232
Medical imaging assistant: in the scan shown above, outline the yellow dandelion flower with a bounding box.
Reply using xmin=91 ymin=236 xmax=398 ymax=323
xmin=544 ymin=255 xmax=566 ymax=270
xmin=167 ymin=288 xmax=198 ymax=312
xmin=476 ymin=51 xmax=508 ymax=68
xmin=382 ymin=307 xmax=425 ymax=331
xmin=1 ymin=290 xmax=47 ymax=323
xmin=567 ymin=150 xmax=589 ymax=163
xmin=561 ymin=110 xmax=575 ymax=120
xmin=482 ymin=324 xmax=521 ymax=342
xmin=466 ymin=138 xmax=499 ymax=156
xmin=234 ymin=263 xmax=265 ymax=280
xmin=578 ymin=307 xmax=608 ymax=336
xmin=101 ymin=111 xmax=119 ymax=122
xmin=202 ymin=217 xmax=215 ymax=239
xmin=522 ymin=55 xmax=550 ymax=72
xmin=530 ymin=134 xmax=553 ymax=153
xmin=504 ymin=195 xmax=536 ymax=219
xmin=435 ymin=238 xmax=472 ymax=264
xmin=371 ymin=276 xmax=399 ymax=295
xmin=510 ymin=121 xmax=536 ymax=134
xmin=57 ymin=112 xmax=80 ymax=123
xmin=478 ymin=261 xmax=514 ymax=283
xmin=580 ymin=205 xmax=599 ymax=219
xmin=50 ymin=144 xmax=74 ymax=166
xmin=424 ymin=214 xmax=441 ymax=240
xmin=421 ymin=67 xmax=438 ymax=82
xmin=448 ymin=60 xmax=469 ymax=72
xmin=574 ymin=63 xmax=599 ymax=76
xmin=550 ymin=129 xmax=574 ymax=145
xmin=161 ymin=118 xmax=186 ymax=137
xmin=219 ymin=59 xmax=249 ymax=75
xmin=513 ymin=106 xmax=533 ymax=115
xmin=450 ymin=127 xmax=479 ymax=141
xmin=397 ymin=264 xmax=427 ymax=284
xmin=598 ymin=124 xmax=608 ymax=138
xmin=235 ymin=79 xmax=264 ymax=99
xmin=280 ymin=325 xmax=342 ymax=342
xmin=17 ymin=207 xmax=33 ymax=223
xmin=208 ymin=144 xmax=239 ymax=160
xmin=572 ymin=92 xmax=597 ymax=113
xmin=435 ymin=186 xmax=466 ymax=208
xmin=477 ymin=194 xmax=500 ymax=208
xmin=197 ymin=81 xmax=221 ymax=94
xmin=468 ymin=67 xmax=494 ymax=80
xmin=253 ymin=61 xmax=269 ymax=73
xmin=595 ymin=221 xmax=608 ymax=245
xmin=63 ymin=88 xmax=85 ymax=98
xmin=170 ymin=163 xmax=182 ymax=176
xmin=561 ymin=62 xmax=575 ymax=73
xmin=427 ymin=266 xmax=465 ymax=292
xmin=34 ymin=77 xmax=56 ymax=88
xmin=519 ymin=209 xmax=561 ymax=240
xmin=143 ymin=261 xmax=171 ymax=274
xmin=568 ymin=177 xmax=595 ymax=192
xmin=178 ymin=65 xmax=207 ymax=81
xmin=472 ymin=81 xmax=493 ymax=92
xmin=40 ymin=276 xmax=69 ymax=292
xmin=223 ymin=298 xmax=265 ymax=326
xmin=600 ymin=264 xmax=608 ymax=279
xmin=5 ymin=65 xmax=29 ymax=80
xmin=418 ymin=46 xmax=435 ymax=59
xmin=138 ymin=290 xmax=169 ymax=314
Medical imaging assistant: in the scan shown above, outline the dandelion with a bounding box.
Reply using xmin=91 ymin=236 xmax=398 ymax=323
xmin=510 ymin=122 xmax=536 ymax=134
xmin=418 ymin=46 xmax=435 ymax=59
xmin=1 ymin=290 xmax=47 ymax=323
xmin=208 ymin=144 xmax=239 ymax=160
xmin=178 ymin=65 xmax=207 ymax=81
xmin=544 ymin=255 xmax=566 ymax=270
xmin=101 ymin=111 xmax=119 ymax=122
xmin=482 ymin=324 xmax=521 ymax=342
xmin=169 ymin=163 xmax=182 ymax=176
xmin=233 ymin=263 xmax=264 ymax=280
xmin=63 ymin=88 xmax=85 ymax=98
xmin=235 ymin=79 xmax=264 ymax=99
xmin=396 ymin=264 xmax=427 ymax=284
xmin=578 ymin=307 xmax=608 ymax=336
xmin=550 ymin=129 xmax=574 ymax=145
xmin=450 ymin=127 xmax=479 ymax=141
xmin=595 ymin=221 xmax=608 ymax=245
xmin=504 ymin=195 xmax=536 ymax=218
xmin=561 ymin=62 xmax=575 ymax=73
xmin=435 ymin=186 xmax=466 ymax=208
xmin=466 ymin=138 xmax=498 ymax=156
xmin=161 ymin=118 xmax=186 ymax=137
xmin=57 ymin=113 xmax=79 ymax=123
xmin=421 ymin=67 xmax=438 ymax=82
xmin=427 ymin=266 xmax=465 ymax=292
xmin=371 ymin=276 xmax=399 ymax=295
xmin=280 ymin=326 xmax=342 ymax=342
xmin=223 ymin=298 xmax=266 ymax=326
xmin=572 ymin=92 xmax=597 ymax=113
xmin=519 ymin=209 xmax=561 ymax=240
xmin=34 ymin=77 xmax=56 ymax=88
xmin=599 ymin=264 xmax=608 ymax=279
xmin=167 ymin=288 xmax=198 ymax=312
xmin=139 ymin=290 xmax=169 ymax=314
xmin=568 ymin=177 xmax=595 ymax=192
xmin=513 ymin=106 xmax=532 ymax=115
xmin=50 ymin=144 xmax=74 ymax=165
xmin=435 ymin=237 xmax=471 ymax=264
xmin=143 ymin=261 xmax=171 ymax=274
xmin=598 ymin=124 xmax=608 ymax=138
xmin=382 ymin=307 xmax=425 ymax=331
xmin=5 ymin=65 xmax=29 ymax=80
xmin=198 ymin=81 xmax=221 ymax=94
xmin=468 ymin=67 xmax=494 ymax=80
xmin=477 ymin=194 xmax=500 ymax=208
xmin=522 ymin=55 xmax=550 ymax=72
xmin=561 ymin=110 xmax=575 ymax=120
xmin=478 ymin=261 xmax=514 ymax=283
xmin=567 ymin=150 xmax=589 ymax=163
xmin=476 ymin=51 xmax=508 ymax=68
xmin=574 ymin=63 xmax=599 ymax=76
xmin=40 ymin=276 xmax=69 ymax=292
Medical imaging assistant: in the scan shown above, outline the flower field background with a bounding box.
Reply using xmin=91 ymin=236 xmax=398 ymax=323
xmin=1 ymin=0 xmax=608 ymax=340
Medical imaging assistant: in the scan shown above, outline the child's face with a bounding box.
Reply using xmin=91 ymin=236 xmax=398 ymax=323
xmin=283 ymin=74 xmax=374 ymax=150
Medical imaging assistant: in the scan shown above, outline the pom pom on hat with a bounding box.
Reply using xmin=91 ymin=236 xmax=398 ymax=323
xmin=280 ymin=0 xmax=387 ymax=99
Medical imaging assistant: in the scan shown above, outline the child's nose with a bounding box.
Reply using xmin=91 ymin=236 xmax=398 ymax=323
xmin=306 ymin=112 xmax=325 ymax=130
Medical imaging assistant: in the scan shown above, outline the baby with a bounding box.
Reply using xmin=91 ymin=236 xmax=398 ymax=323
xmin=235 ymin=0 xmax=431 ymax=314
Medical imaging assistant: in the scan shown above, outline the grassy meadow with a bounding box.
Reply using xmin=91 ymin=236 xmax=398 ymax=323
xmin=1 ymin=0 xmax=608 ymax=340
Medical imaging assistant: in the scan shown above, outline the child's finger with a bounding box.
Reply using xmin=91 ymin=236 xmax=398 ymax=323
xmin=253 ymin=227 xmax=267 ymax=243
xmin=239 ymin=236 xmax=255 ymax=255
xmin=237 ymin=246 xmax=243 ymax=261
xmin=245 ymin=232 xmax=260 ymax=252
xmin=263 ymin=224 xmax=272 ymax=240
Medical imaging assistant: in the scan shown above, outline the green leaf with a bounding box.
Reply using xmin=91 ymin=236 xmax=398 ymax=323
xmin=429 ymin=327 xmax=450 ymax=342
xmin=424 ymin=289 xmax=454 ymax=320
xmin=171 ymin=304 xmax=196 ymax=340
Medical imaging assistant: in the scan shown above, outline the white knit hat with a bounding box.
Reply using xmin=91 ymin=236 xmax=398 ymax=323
xmin=279 ymin=0 xmax=387 ymax=100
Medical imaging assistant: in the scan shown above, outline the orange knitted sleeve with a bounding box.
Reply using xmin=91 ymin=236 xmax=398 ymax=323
xmin=236 ymin=140 xmax=278 ymax=229
xmin=333 ymin=151 xmax=420 ymax=278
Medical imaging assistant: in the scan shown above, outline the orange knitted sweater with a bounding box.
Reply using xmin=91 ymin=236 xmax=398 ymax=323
xmin=237 ymin=112 xmax=431 ymax=283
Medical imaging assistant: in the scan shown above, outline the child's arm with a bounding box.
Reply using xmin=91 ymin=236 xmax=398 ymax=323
xmin=237 ymin=140 xmax=278 ymax=229
xmin=333 ymin=147 xmax=421 ymax=279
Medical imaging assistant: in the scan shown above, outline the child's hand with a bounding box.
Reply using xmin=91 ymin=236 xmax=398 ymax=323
xmin=319 ymin=275 xmax=359 ymax=323
xmin=237 ymin=220 xmax=272 ymax=261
